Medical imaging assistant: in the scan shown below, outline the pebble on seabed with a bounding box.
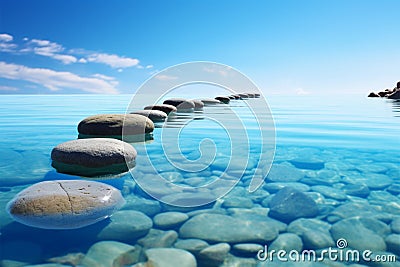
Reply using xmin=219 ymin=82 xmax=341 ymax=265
xmin=6 ymin=180 xmax=125 ymax=229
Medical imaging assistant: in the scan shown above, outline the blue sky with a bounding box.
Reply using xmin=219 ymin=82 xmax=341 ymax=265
xmin=0 ymin=0 xmax=399 ymax=95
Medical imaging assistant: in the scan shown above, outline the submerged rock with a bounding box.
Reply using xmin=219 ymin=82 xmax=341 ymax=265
xmin=174 ymin=238 xmax=209 ymax=255
xmin=268 ymin=187 xmax=318 ymax=223
xmin=51 ymin=138 xmax=136 ymax=177
xmin=131 ymin=110 xmax=168 ymax=122
xmin=153 ymin=212 xmax=189 ymax=229
xmin=179 ymin=213 xmax=278 ymax=243
xmin=269 ymin=233 xmax=303 ymax=252
xmin=6 ymin=180 xmax=125 ymax=229
xmin=198 ymin=243 xmax=230 ymax=266
xmin=289 ymin=158 xmax=325 ymax=170
xmin=97 ymin=210 xmax=152 ymax=243
xmin=266 ymin=164 xmax=305 ymax=182
xmin=142 ymin=248 xmax=196 ymax=267
xmin=138 ymin=229 xmax=178 ymax=248
xmin=78 ymin=114 xmax=154 ymax=136
xmin=81 ymin=241 xmax=141 ymax=267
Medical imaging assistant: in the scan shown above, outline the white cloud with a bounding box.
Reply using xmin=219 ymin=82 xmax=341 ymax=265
xmin=92 ymin=73 xmax=116 ymax=81
xmin=0 ymin=61 xmax=119 ymax=94
xmin=136 ymin=65 xmax=144 ymax=69
xmin=23 ymin=39 xmax=78 ymax=64
xmin=145 ymin=65 xmax=154 ymax=69
xmin=0 ymin=33 xmax=17 ymax=52
xmin=0 ymin=33 xmax=13 ymax=42
xmin=155 ymin=74 xmax=178 ymax=81
xmin=22 ymin=37 xmax=29 ymax=41
xmin=78 ymin=58 xmax=87 ymax=63
xmin=86 ymin=53 xmax=139 ymax=68
xmin=0 ymin=85 xmax=18 ymax=91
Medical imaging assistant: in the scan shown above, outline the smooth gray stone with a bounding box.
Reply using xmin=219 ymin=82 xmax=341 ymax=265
xmin=143 ymin=248 xmax=196 ymax=267
xmin=222 ymin=197 xmax=253 ymax=209
xmin=81 ymin=241 xmax=141 ymax=267
xmin=7 ymin=180 xmax=125 ymax=229
xmin=138 ymin=229 xmax=178 ymax=248
xmin=266 ymin=164 xmax=305 ymax=182
xmin=232 ymin=243 xmax=263 ymax=257
xmin=342 ymin=184 xmax=370 ymax=198
xmin=153 ymin=212 xmax=189 ymax=229
xmin=174 ymin=238 xmax=209 ymax=254
xmin=163 ymin=99 xmax=195 ymax=110
xmin=289 ymin=158 xmax=325 ymax=170
xmin=287 ymin=218 xmax=334 ymax=249
xmin=199 ymin=243 xmax=230 ymax=266
xmin=220 ymin=255 xmax=258 ymax=267
xmin=302 ymin=230 xmax=335 ymax=249
xmin=330 ymin=218 xmax=387 ymax=251
xmin=329 ymin=202 xmax=393 ymax=222
xmin=144 ymin=104 xmax=177 ymax=114
xmin=343 ymin=173 xmax=393 ymax=190
xmin=179 ymin=213 xmax=278 ymax=243
xmin=238 ymin=93 xmax=249 ymax=98
xmin=51 ymin=138 xmax=136 ymax=176
xmin=269 ymin=233 xmax=303 ymax=252
xmin=47 ymin=253 xmax=85 ymax=266
xmin=122 ymin=195 xmax=162 ymax=216
xmin=200 ymin=98 xmax=221 ymax=105
xmin=391 ymin=217 xmax=400 ymax=233
xmin=131 ymin=110 xmax=168 ymax=122
xmin=215 ymin=96 xmax=230 ymax=104
xmin=263 ymin=182 xmax=310 ymax=193
xmin=385 ymin=234 xmax=400 ymax=256
xmin=190 ymin=99 xmax=204 ymax=109
xmin=97 ymin=210 xmax=152 ymax=243
xmin=311 ymin=185 xmax=348 ymax=201
xmin=78 ymin=114 xmax=154 ymax=136
xmin=268 ymin=187 xmax=318 ymax=223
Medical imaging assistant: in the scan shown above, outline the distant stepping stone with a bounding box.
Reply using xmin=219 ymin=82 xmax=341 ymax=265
xmin=201 ymin=98 xmax=221 ymax=105
xmin=246 ymin=93 xmax=255 ymax=98
xmin=78 ymin=114 xmax=154 ymax=137
xmin=6 ymin=180 xmax=125 ymax=229
xmin=131 ymin=110 xmax=167 ymax=122
xmin=254 ymin=93 xmax=261 ymax=98
xmin=215 ymin=96 xmax=230 ymax=104
xmin=144 ymin=104 xmax=177 ymax=114
xmin=238 ymin=93 xmax=249 ymax=98
xmin=289 ymin=158 xmax=325 ymax=170
xmin=51 ymin=138 xmax=137 ymax=177
xmin=231 ymin=95 xmax=241 ymax=99
xmin=163 ymin=98 xmax=195 ymax=111
xmin=190 ymin=99 xmax=204 ymax=110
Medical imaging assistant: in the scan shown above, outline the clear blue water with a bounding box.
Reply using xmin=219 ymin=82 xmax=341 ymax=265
xmin=0 ymin=94 xmax=399 ymax=266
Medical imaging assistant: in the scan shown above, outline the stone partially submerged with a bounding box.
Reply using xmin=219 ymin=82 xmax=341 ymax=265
xmin=131 ymin=110 xmax=168 ymax=122
xmin=144 ymin=104 xmax=177 ymax=114
xmin=51 ymin=138 xmax=137 ymax=177
xmin=6 ymin=180 xmax=125 ymax=229
xmin=78 ymin=114 xmax=154 ymax=140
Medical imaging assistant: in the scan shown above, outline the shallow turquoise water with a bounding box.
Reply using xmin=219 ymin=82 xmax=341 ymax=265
xmin=0 ymin=94 xmax=399 ymax=266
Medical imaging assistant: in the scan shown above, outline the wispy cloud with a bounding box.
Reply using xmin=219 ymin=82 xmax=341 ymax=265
xmin=86 ymin=53 xmax=139 ymax=68
xmin=0 ymin=61 xmax=119 ymax=94
xmin=0 ymin=85 xmax=18 ymax=91
xmin=0 ymin=33 xmax=17 ymax=52
xmin=24 ymin=38 xmax=78 ymax=64
xmin=155 ymin=74 xmax=178 ymax=81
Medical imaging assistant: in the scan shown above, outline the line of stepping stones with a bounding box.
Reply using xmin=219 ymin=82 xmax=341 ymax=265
xmin=6 ymin=93 xmax=260 ymax=230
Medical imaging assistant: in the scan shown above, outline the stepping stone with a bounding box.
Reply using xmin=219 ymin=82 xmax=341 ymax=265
xmin=215 ymin=96 xmax=230 ymax=104
xmin=163 ymin=99 xmax=195 ymax=111
xmin=78 ymin=114 xmax=154 ymax=136
xmin=51 ymin=138 xmax=136 ymax=177
xmin=268 ymin=187 xmax=318 ymax=223
xmin=190 ymin=99 xmax=204 ymax=110
xmin=200 ymin=98 xmax=221 ymax=105
xmin=144 ymin=104 xmax=177 ymax=114
xmin=6 ymin=180 xmax=125 ymax=229
xmin=238 ymin=93 xmax=249 ymax=98
xmin=131 ymin=110 xmax=167 ymax=122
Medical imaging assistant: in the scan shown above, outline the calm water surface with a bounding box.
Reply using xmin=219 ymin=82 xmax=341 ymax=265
xmin=0 ymin=94 xmax=399 ymax=266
